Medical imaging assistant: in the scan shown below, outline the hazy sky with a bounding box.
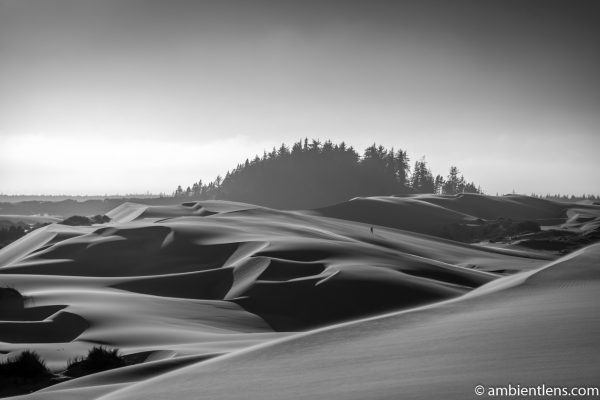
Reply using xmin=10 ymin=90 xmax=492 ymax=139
xmin=1 ymin=0 xmax=599 ymax=196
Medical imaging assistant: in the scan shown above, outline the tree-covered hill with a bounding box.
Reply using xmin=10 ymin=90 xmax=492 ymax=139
xmin=177 ymin=139 xmax=481 ymax=209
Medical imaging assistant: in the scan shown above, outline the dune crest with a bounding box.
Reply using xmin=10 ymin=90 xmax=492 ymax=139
xmin=2 ymin=196 xmax=596 ymax=399
xmin=98 ymin=244 xmax=600 ymax=400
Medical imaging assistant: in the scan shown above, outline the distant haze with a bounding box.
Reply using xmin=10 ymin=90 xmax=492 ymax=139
xmin=1 ymin=0 xmax=599 ymax=196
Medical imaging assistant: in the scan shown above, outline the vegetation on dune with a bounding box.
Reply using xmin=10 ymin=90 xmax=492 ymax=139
xmin=529 ymin=193 xmax=600 ymax=202
xmin=0 ymin=346 xmax=136 ymax=397
xmin=66 ymin=346 xmax=127 ymax=378
xmin=441 ymin=219 xmax=542 ymax=243
xmin=0 ymin=198 xmax=144 ymax=219
xmin=0 ymin=350 xmax=50 ymax=379
xmin=0 ymin=350 xmax=54 ymax=397
xmin=441 ymin=218 xmax=600 ymax=254
xmin=59 ymin=214 xmax=111 ymax=226
xmin=176 ymin=139 xmax=482 ymax=209
xmin=0 ymin=213 xmax=108 ymax=249
xmin=516 ymin=227 xmax=600 ymax=254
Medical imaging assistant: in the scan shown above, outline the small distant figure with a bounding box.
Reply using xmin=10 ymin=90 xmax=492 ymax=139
xmin=370 ymin=226 xmax=374 ymax=235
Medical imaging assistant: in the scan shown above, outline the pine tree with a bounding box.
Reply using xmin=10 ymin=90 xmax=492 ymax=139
xmin=180 ymin=140 xmax=481 ymax=207
xmin=434 ymin=175 xmax=445 ymax=194
xmin=395 ymin=149 xmax=410 ymax=186
xmin=411 ymin=158 xmax=435 ymax=193
xmin=442 ymin=166 xmax=460 ymax=195
xmin=175 ymin=185 xmax=183 ymax=197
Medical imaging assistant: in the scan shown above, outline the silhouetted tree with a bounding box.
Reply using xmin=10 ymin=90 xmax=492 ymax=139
xmin=434 ymin=174 xmax=445 ymax=194
xmin=395 ymin=149 xmax=411 ymax=186
xmin=182 ymin=140 xmax=481 ymax=208
xmin=174 ymin=185 xmax=183 ymax=197
xmin=442 ymin=166 xmax=461 ymax=195
xmin=410 ymin=158 xmax=435 ymax=193
xmin=462 ymin=181 xmax=480 ymax=194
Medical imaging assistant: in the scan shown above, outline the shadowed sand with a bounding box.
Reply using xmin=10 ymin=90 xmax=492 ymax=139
xmin=1 ymin=194 xmax=598 ymax=399
xmin=313 ymin=193 xmax=597 ymax=235
xmin=95 ymin=244 xmax=600 ymax=400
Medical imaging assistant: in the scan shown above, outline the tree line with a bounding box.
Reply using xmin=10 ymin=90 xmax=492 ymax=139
xmin=529 ymin=193 xmax=599 ymax=202
xmin=174 ymin=139 xmax=482 ymax=209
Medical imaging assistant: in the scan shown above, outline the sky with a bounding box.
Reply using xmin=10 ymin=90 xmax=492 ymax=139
xmin=1 ymin=0 xmax=599 ymax=196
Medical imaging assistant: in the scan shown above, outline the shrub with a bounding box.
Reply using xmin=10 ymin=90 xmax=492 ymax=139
xmin=85 ymin=346 xmax=125 ymax=370
xmin=60 ymin=215 xmax=110 ymax=226
xmin=0 ymin=350 xmax=50 ymax=378
xmin=59 ymin=215 xmax=92 ymax=226
xmin=91 ymin=214 xmax=111 ymax=224
xmin=66 ymin=346 xmax=126 ymax=377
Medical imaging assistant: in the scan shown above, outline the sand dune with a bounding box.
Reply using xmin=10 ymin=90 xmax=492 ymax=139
xmin=563 ymin=207 xmax=600 ymax=232
xmin=1 ymin=200 xmax=540 ymax=332
xmin=98 ymin=243 xmax=600 ymax=400
xmin=1 ymin=195 xmax=597 ymax=399
xmin=313 ymin=193 xmax=593 ymax=235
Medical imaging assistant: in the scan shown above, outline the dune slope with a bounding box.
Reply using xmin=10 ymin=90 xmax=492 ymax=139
xmin=313 ymin=193 xmax=598 ymax=236
xmin=100 ymin=243 xmax=600 ymax=400
xmin=1 ymin=200 xmax=541 ymax=335
xmin=0 ymin=197 xmax=577 ymax=399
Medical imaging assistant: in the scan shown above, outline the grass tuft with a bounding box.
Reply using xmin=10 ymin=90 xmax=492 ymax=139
xmin=66 ymin=346 xmax=126 ymax=377
xmin=0 ymin=350 xmax=50 ymax=379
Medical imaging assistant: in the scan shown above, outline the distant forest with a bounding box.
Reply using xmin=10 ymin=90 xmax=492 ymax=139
xmin=1 ymin=139 xmax=598 ymax=218
xmin=175 ymin=139 xmax=482 ymax=209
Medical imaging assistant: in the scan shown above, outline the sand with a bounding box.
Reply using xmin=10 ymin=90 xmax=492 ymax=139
xmin=99 ymin=244 xmax=600 ymax=400
xmin=312 ymin=193 xmax=594 ymax=236
xmin=1 ymin=194 xmax=598 ymax=399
